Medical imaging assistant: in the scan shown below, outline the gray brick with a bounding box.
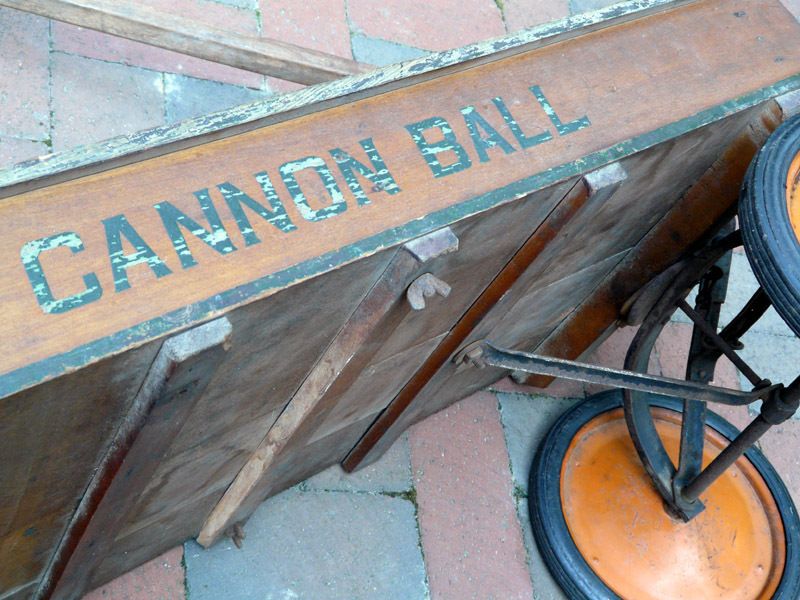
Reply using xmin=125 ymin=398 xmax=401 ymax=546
xmin=569 ymin=0 xmax=621 ymax=15
xmin=351 ymin=35 xmax=429 ymax=67
xmin=737 ymin=329 xmax=800 ymax=400
xmin=302 ymin=433 xmax=412 ymax=493
xmin=497 ymin=391 xmax=581 ymax=490
xmin=515 ymin=497 xmax=568 ymax=600
xmin=164 ymin=73 xmax=268 ymax=123
xmin=185 ymin=487 xmax=428 ymax=600
xmin=0 ymin=136 xmax=49 ymax=169
xmin=497 ymin=391 xmax=577 ymax=598
xmin=51 ymin=53 xmax=164 ymax=152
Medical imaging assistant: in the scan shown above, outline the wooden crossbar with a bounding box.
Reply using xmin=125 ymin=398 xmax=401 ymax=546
xmin=0 ymin=0 xmax=372 ymax=84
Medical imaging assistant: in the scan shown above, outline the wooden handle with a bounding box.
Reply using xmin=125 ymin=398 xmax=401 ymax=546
xmin=0 ymin=0 xmax=372 ymax=84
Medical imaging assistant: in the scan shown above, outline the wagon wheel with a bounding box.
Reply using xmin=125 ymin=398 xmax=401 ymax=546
xmin=527 ymin=115 xmax=800 ymax=599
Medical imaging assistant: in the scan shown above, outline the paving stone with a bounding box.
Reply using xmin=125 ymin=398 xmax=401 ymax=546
xmin=497 ymin=391 xmax=581 ymax=490
xmin=569 ymin=0 xmax=620 ymax=14
xmin=496 ymin=391 xmax=575 ymax=598
xmin=347 ymin=0 xmax=506 ymax=52
xmin=0 ymin=137 xmax=50 ymax=169
xmin=737 ymin=329 xmax=800 ymax=402
xmin=721 ymin=253 xmax=795 ymax=337
xmin=164 ymin=74 xmax=267 ymax=123
xmin=0 ymin=8 xmax=50 ymax=141
xmin=781 ymin=0 xmax=800 ymax=19
xmin=82 ymin=546 xmax=185 ymax=600
xmin=51 ymin=53 xmax=164 ymax=152
xmin=184 ymin=487 xmax=427 ymax=600
xmin=259 ymin=0 xmax=351 ymax=94
xmin=503 ymin=0 xmax=570 ymax=33
xmin=758 ymin=422 xmax=800 ymax=509
xmin=303 ymin=432 xmax=412 ymax=493
xmin=351 ymin=35 xmax=429 ymax=67
xmin=52 ymin=0 xmax=263 ymax=89
xmin=514 ymin=497 xmax=568 ymax=600
xmin=409 ymin=392 xmax=534 ymax=599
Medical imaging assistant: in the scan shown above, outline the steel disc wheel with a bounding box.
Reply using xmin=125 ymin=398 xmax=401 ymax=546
xmin=529 ymin=390 xmax=800 ymax=600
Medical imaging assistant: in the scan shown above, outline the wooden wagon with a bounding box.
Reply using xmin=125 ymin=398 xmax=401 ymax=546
xmin=2 ymin=0 xmax=800 ymax=597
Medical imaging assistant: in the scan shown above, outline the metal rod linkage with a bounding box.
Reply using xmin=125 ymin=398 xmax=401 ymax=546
xmin=478 ymin=344 xmax=773 ymax=406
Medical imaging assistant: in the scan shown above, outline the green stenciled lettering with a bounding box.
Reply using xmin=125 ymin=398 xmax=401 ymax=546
xmin=218 ymin=173 xmax=296 ymax=247
xmin=405 ymin=117 xmax=472 ymax=178
xmin=103 ymin=214 xmax=172 ymax=292
xmin=491 ymin=96 xmax=553 ymax=149
xmin=530 ymin=85 xmax=591 ymax=136
xmin=460 ymin=105 xmax=516 ymax=163
xmin=20 ymin=232 xmax=102 ymax=314
xmin=279 ymin=156 xmax=347 ymax=222
xmin=155 ymin=190 xmax=237 ymax=269
xmin=329 ymin=138 xmax=401 ymax=206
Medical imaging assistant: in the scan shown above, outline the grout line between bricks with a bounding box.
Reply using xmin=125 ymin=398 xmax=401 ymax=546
xmin=46 ymin=18 xmax=54 ymax=150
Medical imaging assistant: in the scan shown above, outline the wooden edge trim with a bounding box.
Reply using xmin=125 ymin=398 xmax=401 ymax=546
xmin=0 ymin=0 xmax=370 ymax=85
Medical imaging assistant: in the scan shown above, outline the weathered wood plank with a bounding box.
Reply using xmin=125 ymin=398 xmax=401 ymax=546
xmin=41 ymin=318 xmax=232 ymax=600
xmin=210 ymin=178 xmax=575 ymax=529
xmin=0 ymin=344 xmax=159 ymax=598
xmin=0 ymin=0 xmax=369 ymax=85
xmin=0 ymin=0 xmax=797 ymax=404
xmin=522 ymin=99 xmax=787 ymax=387
xmin=346 ymin=108 xmax=757 ymax=468
xmin=195 ymin=231 xmax=456 ymax=547
xmin=86 ymin=249 xmax=394 ymax=587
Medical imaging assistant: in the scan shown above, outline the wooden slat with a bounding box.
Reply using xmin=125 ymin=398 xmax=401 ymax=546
xmin=0 ymin=344 xmax=160 ymax=598
xmin=40 ymin=318 xmax=232 ymax=600
xmin=0 ymin=0 xmax=370 ymax=85
xmin=343 ymin=177 xmax=594 ymax=470
xmin=196 ymin=229 xmax=458 ymax=547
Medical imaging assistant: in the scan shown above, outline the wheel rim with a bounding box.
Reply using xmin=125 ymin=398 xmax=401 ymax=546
xmin=561 ymin=406 xmax=785 ymax=600
xmin=529 ymin=392 xmax=800 ymax=600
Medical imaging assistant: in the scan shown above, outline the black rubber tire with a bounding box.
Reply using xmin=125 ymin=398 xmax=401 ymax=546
xmin=740 ymin=113 xmax=800 ymax=338
xmin=528 ymin=390 xmax=800 ymax=600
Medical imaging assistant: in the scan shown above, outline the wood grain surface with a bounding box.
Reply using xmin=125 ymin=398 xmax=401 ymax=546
xmin=2 ymin=1 xmax=800 ymax=597
xmin=1 ymin=0 xmax=798 ymax=401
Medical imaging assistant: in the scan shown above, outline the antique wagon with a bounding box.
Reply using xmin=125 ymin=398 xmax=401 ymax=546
xmin=2 ymin=0 xmax=800 ymax=597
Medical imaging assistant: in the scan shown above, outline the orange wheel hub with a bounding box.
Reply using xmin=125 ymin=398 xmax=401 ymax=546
xmin=786 ymin=151 xmax=800 ymax=244
xmin=560 ymin=407 xmax=785 ymax=600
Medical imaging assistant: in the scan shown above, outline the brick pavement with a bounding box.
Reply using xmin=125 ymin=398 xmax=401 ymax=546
xmin=1 ymin=0 xmax=799 ymax=598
